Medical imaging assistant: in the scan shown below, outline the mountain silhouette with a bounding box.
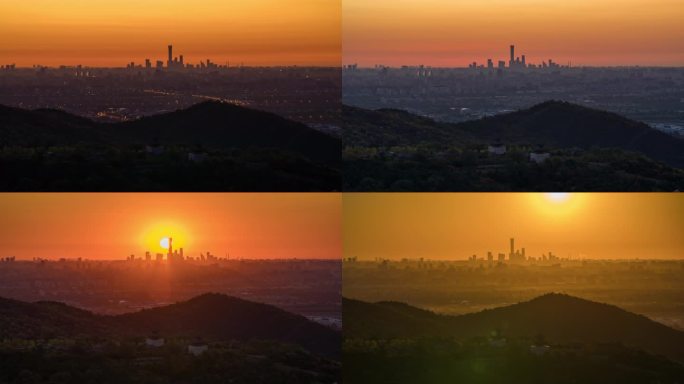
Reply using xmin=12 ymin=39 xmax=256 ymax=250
xmin=344 ymin=293 xmax=684 ymax=362
xmin=0 ymin=101 xmax=340 ymax=166
xmin=344 ymin=101 xmax=684 ymax=168
xmin=0 ymin=293 xmax=340 ymax=358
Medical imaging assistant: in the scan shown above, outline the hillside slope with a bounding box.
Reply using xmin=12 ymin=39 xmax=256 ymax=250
xmin=0 ymin=293 xmax=340 ymax=358
xmin=0 ymin=101 xmax=340 ymax=166
xmin=344 ymin=101 xmax=684 ymax=168
xmin=344 ymin=293 xmax=684 ymax=362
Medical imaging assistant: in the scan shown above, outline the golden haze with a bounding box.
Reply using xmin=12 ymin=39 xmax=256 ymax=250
xmin=343 ymin=193 xmax=684 ymax=260
xmin=344 ymin=0 xmax=684 ymax=66
xmin=0 ymin=193 xmax=341 ymax=260
xmin=0 ymin=0 xmax=341 ymax=67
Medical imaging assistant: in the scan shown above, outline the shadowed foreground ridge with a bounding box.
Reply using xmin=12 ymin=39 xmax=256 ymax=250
xmin=0 ymin=101 xmax=340 ymax=164
xmin=0 ymin=293 xmax=340 ymax=358
xmin=0 ymin=102 xmax=341 ymax=191
xmin=345 ymin=100 xmax=684 ymax=167
xmin=344 ymin=293 xmax=684 ymax=362
xmin=343 ymin=101 xmax=684 ymax=191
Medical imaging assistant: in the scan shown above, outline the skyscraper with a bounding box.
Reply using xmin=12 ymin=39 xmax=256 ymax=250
xmin=168 ymin=45 xmax=173 ymax=68
xmin=167 ymin=237 xmax=173 ymax=260
xmin=509 ymin=237 xmax=514 ymax=259
xmin=509 ymin=45 xmax=515 ymax=67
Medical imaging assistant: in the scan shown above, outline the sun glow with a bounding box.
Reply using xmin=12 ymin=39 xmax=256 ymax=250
xmin=545 ymin=193 xmax=571 ymax=203
xmin=140 ymin=221 xmax=191 ymax=253
xmin=530 ymin=193 xmax=584 ymax=219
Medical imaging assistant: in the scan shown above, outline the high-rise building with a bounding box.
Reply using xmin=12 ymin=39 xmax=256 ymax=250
xmin=168 ymin=45 xmax=173 ymax=67
xmin=509 ymin=238 xmax=514 ymax=259
xmin=167 ymin=237 xmax=173 ymax=260
xmin=509 ymin=45 xmax=515 ymax=67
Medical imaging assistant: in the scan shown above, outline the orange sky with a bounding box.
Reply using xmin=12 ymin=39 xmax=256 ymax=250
xmin=0 ymin=0 xmax=340 ymax=67
xmin=344 ymin=193 xmax=684 ymax=260
xmin=344 ymin=0 xmax=684 ymax=67
xmin=0 ymin=193 xmax=341 ymax=260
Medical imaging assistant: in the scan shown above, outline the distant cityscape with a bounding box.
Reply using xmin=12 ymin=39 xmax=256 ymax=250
xmin=3 ymin=43 xmax=265 ymax=71
xmin=475 ymin=44 xmax=565 ymax=70
xmin=343 ymin=48 xmax=684 ymax=135
xmin=126 ymin=237 xmax=223 ymax=263
xmin=345 ymin=44 xmax=565 ymax=71
xmin=130 ymin=44 xmax=223 ymax=71
xmin=472 ymin=237 xmax=561 ymax=263
xmin=0 ymin=255 xmax=341 ymax=328
xmin=0 ymin=49 xmax=341 ymax=128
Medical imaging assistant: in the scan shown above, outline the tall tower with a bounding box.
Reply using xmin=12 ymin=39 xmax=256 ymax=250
xmin=509 ymin=45 xmax=515 ymax=67
xmin=509 ymin=238 xmax=514 ymax=259
xmin=168 ymin=237 xmax=173 ymax=260
xmin=168 ymin=45 xmax=173 ymax=68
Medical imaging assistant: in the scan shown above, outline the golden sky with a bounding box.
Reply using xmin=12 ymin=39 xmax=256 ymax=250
xmin=344 ymin=0 xmax=684 ymax=66
xmin=0 ymin=0 xmax=341 ymax=67
xmin=344 ymin=193 xmax=684 ymax=260
xmin=0 ymin=193 xmax=341 ymax=260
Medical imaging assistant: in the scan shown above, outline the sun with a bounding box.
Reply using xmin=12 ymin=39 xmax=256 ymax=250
xmin=529 ymin=193 xmax=585 ymax=219
xmin=160 ymin=237 xmax=170 ymax=250
xmin=545 ymin=192 xmax=570 ymax=203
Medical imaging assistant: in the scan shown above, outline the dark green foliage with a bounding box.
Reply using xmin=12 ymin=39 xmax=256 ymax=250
xmin=344 ymin=294 xmax=684 ymax=362
xmin=0 ymin=145 xmax=339 ymax=191
xmin=344 ymin=147 xmax=684 ymax=191
xmin=0 ymin=339 xmax=340 ymax=384
xmin=343 ymin=101 xmax=684 ymax=191
xmin=343 ymin=337 xmax=684 ymax=384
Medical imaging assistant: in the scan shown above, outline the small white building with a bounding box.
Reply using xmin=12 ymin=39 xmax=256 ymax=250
xmin=188 ymin=342 xmax=208 ymax=356
xmin=529 ymin=151 xmax=551 ymax=164
xmin=488 ymin=143 xmax=507 ymax=155
xmin=145 ymin=337 xmax=165 ymax=348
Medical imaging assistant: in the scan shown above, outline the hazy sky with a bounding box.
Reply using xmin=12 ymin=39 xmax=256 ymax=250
xmin=344 ymin=193 xmax=684 ymax=260
xmin=0 ymin=0 xmax=341 ymax=67
xmin=344 ymin=0 xmax=684 ymax=67
xmin=0 ymin=193 xmax=341 ymax=260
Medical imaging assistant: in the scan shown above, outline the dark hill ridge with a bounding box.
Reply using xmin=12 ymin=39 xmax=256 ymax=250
xmin=118 ymin=102 xmax=340 ymax=165
xmin=344 ymin=101 xmax=684 ymax=168
xmin=344 ymin=293 xmax=684 ymax=362
xmin=0 ymin=293 xmax=340 ymax=358
xmin=0 ymin=101 xmax=340 ymax=165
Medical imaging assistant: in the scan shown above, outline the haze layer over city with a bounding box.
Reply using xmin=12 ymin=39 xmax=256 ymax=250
xmin=0 ymin=193 xmax=341 ymax=323
xmin=343 ymin=193 xmax=684 ymax=330
xmin=0 ymin=0 xmax=341 ymax=127
xmin=343 ymin=0 xmax=684 ymax=134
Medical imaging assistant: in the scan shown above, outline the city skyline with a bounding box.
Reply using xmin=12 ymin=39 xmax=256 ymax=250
xmin=0 ymin=193 xmax=342 ymax=260
xmin=344 ymin=193 xmax=684 ymax=260
xmin=0 ymin=0 xmax=341 ymax=67
xmin=344 ymin=0 xmax=684 ymax=67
